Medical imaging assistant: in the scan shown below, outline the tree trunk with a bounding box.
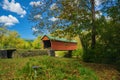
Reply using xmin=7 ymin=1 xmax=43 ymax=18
xmin=90 ymin=0 xmax=96 ymax=49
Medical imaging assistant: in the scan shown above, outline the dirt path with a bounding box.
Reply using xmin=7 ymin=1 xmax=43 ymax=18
xmin=82 ymin=62 xmax=120 ymax=80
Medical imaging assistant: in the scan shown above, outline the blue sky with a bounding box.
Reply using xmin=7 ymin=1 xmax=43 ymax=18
xmin=0 ymin=0 xmax=60 ymax=39
xmin=0 ymin=0 xmax=39 ymax=39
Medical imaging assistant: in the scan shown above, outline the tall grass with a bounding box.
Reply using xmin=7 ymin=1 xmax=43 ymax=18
xmin=0 ymin=56 xmax=98 ymax=80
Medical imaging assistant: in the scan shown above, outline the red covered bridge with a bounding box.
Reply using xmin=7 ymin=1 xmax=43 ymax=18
xmin=41 ymin=35 xmax=77 ymax=51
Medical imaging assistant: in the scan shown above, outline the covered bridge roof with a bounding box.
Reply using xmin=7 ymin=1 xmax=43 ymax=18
xmin=41 ymin=35 xmax=77 ymax=43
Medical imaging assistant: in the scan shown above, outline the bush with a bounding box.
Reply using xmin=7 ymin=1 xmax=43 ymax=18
xmin=72 ymin=49 xmax=83 ymax=59
xmin=82 ymin=46 xmax=120 ymax=70
xmin=82 ymin=49 xmax=96 ymax=62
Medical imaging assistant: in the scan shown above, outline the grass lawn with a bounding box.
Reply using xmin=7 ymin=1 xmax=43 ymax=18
xmin=0 ymin=56 xmax=119 ymax=80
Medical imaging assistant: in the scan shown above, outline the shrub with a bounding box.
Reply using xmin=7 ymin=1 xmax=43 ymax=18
xmin=82 ymin=49 xmax=96 ymax=62
xmin=82 ymin=46 xmax=120 ymax=70
xmin=72 ymin=49 xmax=83 ymax=59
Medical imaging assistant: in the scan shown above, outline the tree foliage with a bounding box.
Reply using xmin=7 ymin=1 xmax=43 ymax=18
xmin=22 ymin=0 xmax=119 ymax=68
xmin=32 ymin=36 xmax=42 ymax=49
xmin=29 ymin=0 xmax=63 ymax=35
xmin=82 ymin=0 xmax=120 ymax=65
xmin=0 ymin=27 xmax=42 ymax=49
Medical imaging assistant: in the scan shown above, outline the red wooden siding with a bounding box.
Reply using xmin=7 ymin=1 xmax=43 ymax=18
xmin=51 ymin=41 xmax=77 ymax=51
xmin=41 ymin=35 xmax=77 ymax=51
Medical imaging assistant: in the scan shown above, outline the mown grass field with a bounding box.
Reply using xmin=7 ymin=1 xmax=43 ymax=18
xmin=0 ymin=56 xmax=119 ymax=80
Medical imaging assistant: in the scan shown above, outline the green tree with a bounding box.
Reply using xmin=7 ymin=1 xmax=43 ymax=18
xmin=7 ymin=31 xmax=20 ymax=48
xmin=29 ymin=0 xmax=120 ymax=66
xmin=82 ymin=0 xmax=120 ymax=63
xmin=54 ymin=0 xmax=94 ymax=50
xmin=28 ymin=0 xmax=61 ymax=35
xmin=16 ymin=38 xmax=26 ymax=49
xmin=0 ymin=25 xmax=9 ymax=49
xmin=96 ymin=0 xmax=120 ymax=64
xmin=32 ymin=36 xmax=42 ymax=49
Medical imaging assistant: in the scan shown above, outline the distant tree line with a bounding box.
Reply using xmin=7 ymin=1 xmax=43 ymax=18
xmin=0 ymin=26 xmax=42 ymax=49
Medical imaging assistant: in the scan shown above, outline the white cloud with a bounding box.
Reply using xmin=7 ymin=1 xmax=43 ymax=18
xmin=20 ymin=15 xmax=24 ymax=18
xmin=50 ymin=3 xmax=58 ymax=10
xmin=95 ymin=0 xmax=102 ymax=6
xmin=34 ymin=14 xmax=42 ymax=19
xmin=30 ymin=1 xmax=43 ymax=7
xmin=0 ymin=15 xmax=19 ymax=26
xmin=49 ymin=17 xmax=59 ymax=22
xmin=32 ymin=27 xmax=38 ymax=32
xmin=2 ymin=0 xmax=26 ymax=17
